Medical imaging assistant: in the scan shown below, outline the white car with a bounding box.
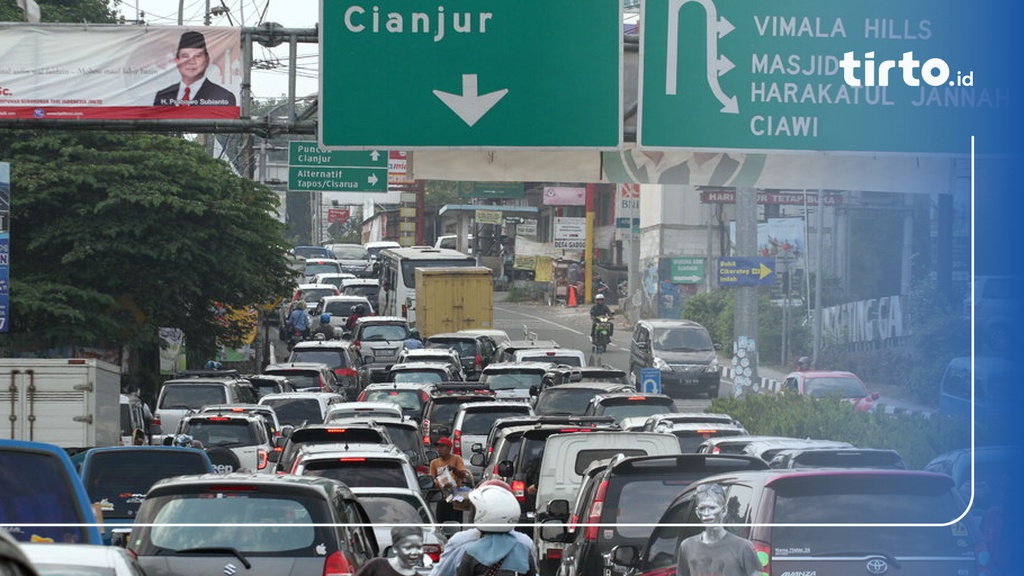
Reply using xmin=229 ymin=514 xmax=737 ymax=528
xmin=312 ymin=272 xmax=357 ymax=289
xmin=178 ymin=411 xmax=275 ymax=473
xmin=21 ymin=543 xmax=145 ymax=576
xmin=512 ymin=348 xmax=587 ymax=367
xmin=325 ymin=401 xmax=405 ymax=422
xmin=313 ymin=295 xmax=374 ymax=330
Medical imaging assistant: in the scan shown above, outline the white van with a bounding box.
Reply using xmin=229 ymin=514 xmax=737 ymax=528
xmin=533 ymin=431 xmax=680 ymax=562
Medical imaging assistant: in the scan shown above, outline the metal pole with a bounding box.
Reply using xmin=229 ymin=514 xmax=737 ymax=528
xmin=177 ymin=0 xmax=184 ymax=25
xmin=812 ymin=189 xmax=825 ymax=366
xmin=585 ymin=184 xmax=596 ymax=304
xmin=733 ymin=187 xmax=759 ymax=396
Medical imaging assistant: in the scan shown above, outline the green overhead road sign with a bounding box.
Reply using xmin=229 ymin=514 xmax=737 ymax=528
xmin=640 ymin=0 xmax=996 ymax=153
xmin=288 ymin=142 xmax=388 ymax=192
xmin=320 ymin=0 xmax=622 ymax=149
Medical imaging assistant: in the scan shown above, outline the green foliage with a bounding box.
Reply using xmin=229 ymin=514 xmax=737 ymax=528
xmin=0 ymin=0 xmax=118 ymax=23
xmin=683 ymin=289 xmax=809 ymax=363
xmin=903 ymin=281 xmax=969 ymax=401
xmin=709 ymin=393 xmax=970 ymax=469
xmin=0 ymin=131 xmax=294 ymax=359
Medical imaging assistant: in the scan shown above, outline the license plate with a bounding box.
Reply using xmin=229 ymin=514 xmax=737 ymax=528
xmin=685 ymin=379 xmax=700 ymax=385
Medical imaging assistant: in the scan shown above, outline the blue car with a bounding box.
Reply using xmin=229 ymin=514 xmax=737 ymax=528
xmin=0 ymin=439 xmax=102 ymax=544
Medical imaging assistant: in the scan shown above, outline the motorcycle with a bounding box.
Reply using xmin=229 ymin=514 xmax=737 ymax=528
xmin=286 ymin=327 xmax=307 ymax=351
xmin=590 ymin=314 xmax=614 ymax=365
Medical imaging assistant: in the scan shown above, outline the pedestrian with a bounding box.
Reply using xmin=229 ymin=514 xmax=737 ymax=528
xmin=346 ymin=304 xmax=368 ymax=333
xmin=676 ymin=483 xmax=762 ymax=576
xmin=153 ymin=30 xmax=237 ymax=106
xmin=454 ymin=485 xmax=536 ymax=576
xmin=429 ymin=437 xmax=470 ymax=523
xmin=357 ymin=526 xmax=423 ymax=576
xmin=430 ymin=480 xmax=537 ymax=576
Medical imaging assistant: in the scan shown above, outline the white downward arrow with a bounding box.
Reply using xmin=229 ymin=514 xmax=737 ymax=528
xmin=368 ymin=173 xmax=379 ymax=186
xmin=370 ymin=150 xmax=380 ymax=161
xmin=433 ymin=74 xmax=508 ymax=127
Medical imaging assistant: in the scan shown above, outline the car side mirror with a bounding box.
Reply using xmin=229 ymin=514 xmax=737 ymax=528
xmin=280 ymin=425 xmax=294 ymax=438
xmin=610 ymin=545 xmax=639 ymax=567
xmin=470 ymin=453 xmax=485 ymax=467
xmin=268 ymin=449 xmax=281 ymax=463
xmin=471 ymin=443 xmax=484 ymax=453
xmin=546 ymin=499 xmax=570 ymax=519
xmin=497 ymin=460 xmax=514 ymax=477
xmin=713 ymin=342 xmax=723 ymax=351
xmin=529 ymin=385 xmax=539 ymax=397
xmin=439 ymin=426 xmax=451 ymax=437
xmin=110 ymin=528 xmax=132 ymax=549
xmin=417 ymin=474 xmax=435 ymax=491
xmin=637 ymin=341 xmax=649 ymax=351
xmin=361 ymin=355 xmax=375 ymax=364
xmin=539 ymin=518 xmax=569 ymax=543
xmin=425 ymin=449 xmax=439 ymax=460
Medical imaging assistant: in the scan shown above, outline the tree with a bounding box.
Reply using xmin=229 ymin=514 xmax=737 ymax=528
xmin=0 ymin=131 xmax=294 ymax=360
xmin=0 ymin=0 xmax=119 ymax=24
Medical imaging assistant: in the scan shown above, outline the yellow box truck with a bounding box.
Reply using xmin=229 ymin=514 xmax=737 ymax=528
xmin=415 ymin=266 xmax=494 ymax=338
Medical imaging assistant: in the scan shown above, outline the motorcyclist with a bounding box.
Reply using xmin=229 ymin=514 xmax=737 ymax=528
xmin=454 ymin=485 xmax=537 ymax=576
xmin=403 ymin=328 xmax=424 ymax=350
xmin=311 ymin=313 xmax=336 ymax=340
xmin=796 ymin=356 xmax=812 ymax=371
xmin=345 ymin=304 xmax=367 ymax=333
xmin=590 ymin=293 xmax=614 ymax=344
xmin=286 ymin=303 xmax=311 ymax=340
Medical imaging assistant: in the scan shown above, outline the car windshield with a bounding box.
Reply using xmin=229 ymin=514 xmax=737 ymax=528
xmin=401 ymin=259 xmax=476 ymax=288
xmin=0 ymin=450 xmax=92 ymax=544
xmin=292 ymin=350 xmax=348 ymax=369
xmin=333 ymin=246 xmax=368 ymax=260
xmin=302 ymin=459 xmax=408 ymax=488
xmin=427 ymin=401 xmax=466 ymax=426
xmin=771 ymin=475 xmax=971 ymax=555
xmin=301 ymin=287 xmax=338 ymax=302
xmin=159 ymin=384 xmax=227 ymax=410
xmin=362 ymin=389 xmax=424 ymax=412
xmin=265 ymin=371 xmax=320 ymax=390
xmin=393 ymin=371 xmax=445 ymax=384
xmin=261 ymin=398 xmax=323 ymax=426
xmin=361 ymin=324 xmax=409 ymax=341
xmin=518 ymin=353 xmax=582 ymax=366
xmin=804 ymin=377 xmax=866 ymax=398
xmin=426 ymin=339 xmax=477 ymax=358
xmin=462 ymin=410 xmax=531 ymax=435
xmin=294 ymin=246 xmax=331 ymax=259
xmin=136 ymin=493 xmax=321 ymax=553
xmin=83 ymin=450 xmax=210 ymax=519
xmin=183 ymin=420 xmax=258 ymax=447
xmin=358 ymin=494 xmax=430 ymax=525
xmin=483 ymin=371 xmax=544 ymax=390
xmin=674 ymin=429 xmax=745 ymax=452
xmin=536 ymin=388 xmax=601 ymax=415
xmin=652 ymin=327 xmax=713 ymax=352
xmin=325 ymin=300 xmax=365 ymax=316
xmin=344 ymin=285 xmax=380 ymax=298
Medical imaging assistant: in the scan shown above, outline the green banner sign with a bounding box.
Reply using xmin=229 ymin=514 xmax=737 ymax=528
xmin=287 ymin=142 xmax=388 ymax=192
xmin=671 ymin=257 xmax=705 ymax=284
xmin=459 ymin=181 xmax=526 ymax=199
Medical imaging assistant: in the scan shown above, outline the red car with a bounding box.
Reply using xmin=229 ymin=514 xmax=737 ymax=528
xmin=781 ymin=370 xmax=879 ymax=412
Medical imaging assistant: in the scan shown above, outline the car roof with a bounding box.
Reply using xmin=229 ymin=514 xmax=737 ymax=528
xmin=390 ymin=362 xmax=455 ymax=371
xmin=639 ymin=319 xmax=709 ymax=328
xmin=291 ymin=341 xmax=354 ymax=350
xmin=296 ymin=443 xmax=407 ymax=459
xmin=355 ymin=316 xmax=409 ymax=326
xmin=456 ymin=401 xmax=534 ymax=412
xmin=259 ymin=391 xmax=344 ymax=401
xmin=483 ymin=361 xmax=555 ymax=371
xmin=148 ymin=471 xmax=358 ymax=498
xmin=592 ymin=392 xmax=674 ymax=402
xmin=499 ymin=339 xmax=560 ymax=349
xmin=265 ymin=362 xmax=333 ymax=371
xmin=363 ymin=382 xmax=435 ymax=391
xmin=541 ymin=382 xmax=634 ymax=392
xmin=320 ymin=294 xmax=372 ymax=302
xmin=786 ymin=370 xmax=861 ymax=379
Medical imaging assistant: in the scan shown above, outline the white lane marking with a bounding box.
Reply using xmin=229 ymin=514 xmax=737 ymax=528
xmin=494 ymin=304 xmax=628 ymax=352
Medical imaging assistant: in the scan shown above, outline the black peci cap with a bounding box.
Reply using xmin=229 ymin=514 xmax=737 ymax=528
xmin=177 ymin=30 xmax=207 ymax=52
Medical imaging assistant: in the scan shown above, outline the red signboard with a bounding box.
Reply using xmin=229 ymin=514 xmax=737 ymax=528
xmin=700 ymin=190 xmax=843 ymax=206
xmin=328 ymin=208 xmax=350 ymax=224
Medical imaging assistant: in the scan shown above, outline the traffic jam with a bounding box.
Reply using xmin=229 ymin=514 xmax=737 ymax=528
xmin=0 ymin=243 xmax=1005 ymax=576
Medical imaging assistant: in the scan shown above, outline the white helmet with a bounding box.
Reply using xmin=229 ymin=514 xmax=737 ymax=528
xmin=469 ymin=485 xmax=520 ymax=533
xmin=595 ymin=293 xmax=605 ymax=300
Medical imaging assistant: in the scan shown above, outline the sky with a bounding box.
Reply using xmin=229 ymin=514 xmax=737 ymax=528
xmin=126 ymin=0 xmax=322 ymax=100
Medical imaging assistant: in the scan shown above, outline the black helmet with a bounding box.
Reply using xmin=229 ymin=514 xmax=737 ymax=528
xmin=354 ymin=305 xmax=366 ymax=315
xmin=797 ymin=356 xmax=811 ymax=369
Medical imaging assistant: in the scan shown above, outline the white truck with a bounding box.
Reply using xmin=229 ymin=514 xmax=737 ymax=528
xmin=0 ymin=358 xmax=122 ymax=449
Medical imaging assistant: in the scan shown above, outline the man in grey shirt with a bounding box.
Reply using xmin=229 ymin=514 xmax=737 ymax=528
xmin=676 ymin=483 xmax=762 ymax=576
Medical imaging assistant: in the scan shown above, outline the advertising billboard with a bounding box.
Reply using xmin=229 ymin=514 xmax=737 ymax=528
xmin=0 ymin=26 xmax=241 ymax=120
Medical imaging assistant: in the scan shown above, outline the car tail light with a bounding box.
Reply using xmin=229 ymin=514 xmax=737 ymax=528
xmin=401 ymin=304 xmax=408 ymax=318
xmin=474 ymin=354 xmax=482 ymax=368
xmin=753 ymin=539 xmax=771 ymax=575
xmin=583 ymin=480 xmax=608 ymax=541
xmin=453 ymin=429 xmax=463 ymax=455
xmin=207 ymin=485 xmax=258 ymax=492
xmin=151 ymin=414 xmax=161 ymax=427
xmin=422 ymin=419 xmax=431 ymax=445
xmin=511 ymin=480 xmax=526 ymax=502
xmin=357 ymin=391 xmax=367 ymax=401
xmin=206 ymin=416 xmax=230 ymax=421
xmin=416 ymin=464 xmax=429 ymax=475
xmin=338 ymin=457 xmax=367 ymax=462
xmin=335 ymin=368 xmax=358 ymax=378
xmin=353 ymin=341 xmax=361 ymax=350
xmin=423 ymin=543 xmax=443 ymax=563
xmin=568 ymin=513 xmax=579 ymax=533
xmin=546 ymin=549 xmax=562 ymax=560
xmin=627 ymin=396 xmax=646 ymax=401
xmin=257 ymin=449 xmax=269 ymax=470
xmin=324 ymin=550 xmax=355 ymax=576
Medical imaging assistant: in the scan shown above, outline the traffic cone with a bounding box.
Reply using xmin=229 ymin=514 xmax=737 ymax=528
xmin=568 ymin=285 xmax=577 ymax=307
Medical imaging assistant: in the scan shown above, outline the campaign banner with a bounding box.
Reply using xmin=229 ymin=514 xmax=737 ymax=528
xmin=542 ymin=186 xmax=585 ymax=206
xmin=0 ymin=162 xmax=7 ymax=333
xmin=0 ymin=26 xmax=241 ymax=120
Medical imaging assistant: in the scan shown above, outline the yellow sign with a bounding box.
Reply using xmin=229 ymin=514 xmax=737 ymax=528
xmin=535 ymin=256 xmax=553 ymax=282
xmin=513 ymin=255 xmax=537 ymax=270
xmin=475 ymin=210 xmax=503 ymax=225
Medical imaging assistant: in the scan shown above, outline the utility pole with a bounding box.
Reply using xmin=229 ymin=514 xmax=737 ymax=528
xmin=732 ymin=187 xmax=759 ymax=396
xmin=812 ymin=190 xmax=825 ymax=366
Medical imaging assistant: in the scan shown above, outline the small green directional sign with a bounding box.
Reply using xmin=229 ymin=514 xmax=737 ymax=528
xmin=288 ymin=142 xmax=388 ymax=192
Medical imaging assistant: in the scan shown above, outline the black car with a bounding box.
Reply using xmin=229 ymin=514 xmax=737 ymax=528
xmin=610 ymin=469 xmax=985 ymax=576
xmin=424 ymin=333 xmax=499 ymax=380
xmin=544 ymin=453 xmax=768 ymax=576
xmin=420 ymin=383 xmax=496 ymax=445
xmin=534 ymin=382 xmax=636 ymax=416
xmin=540 ymin=365 xmax=631 ymax=389
xmin=581 ymin=392 xmax=678 ymax=424
xmin=272 ymin=422 xmax=393 ymax=473
xmin=628 ymin=319 xmax=721 ymax=398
